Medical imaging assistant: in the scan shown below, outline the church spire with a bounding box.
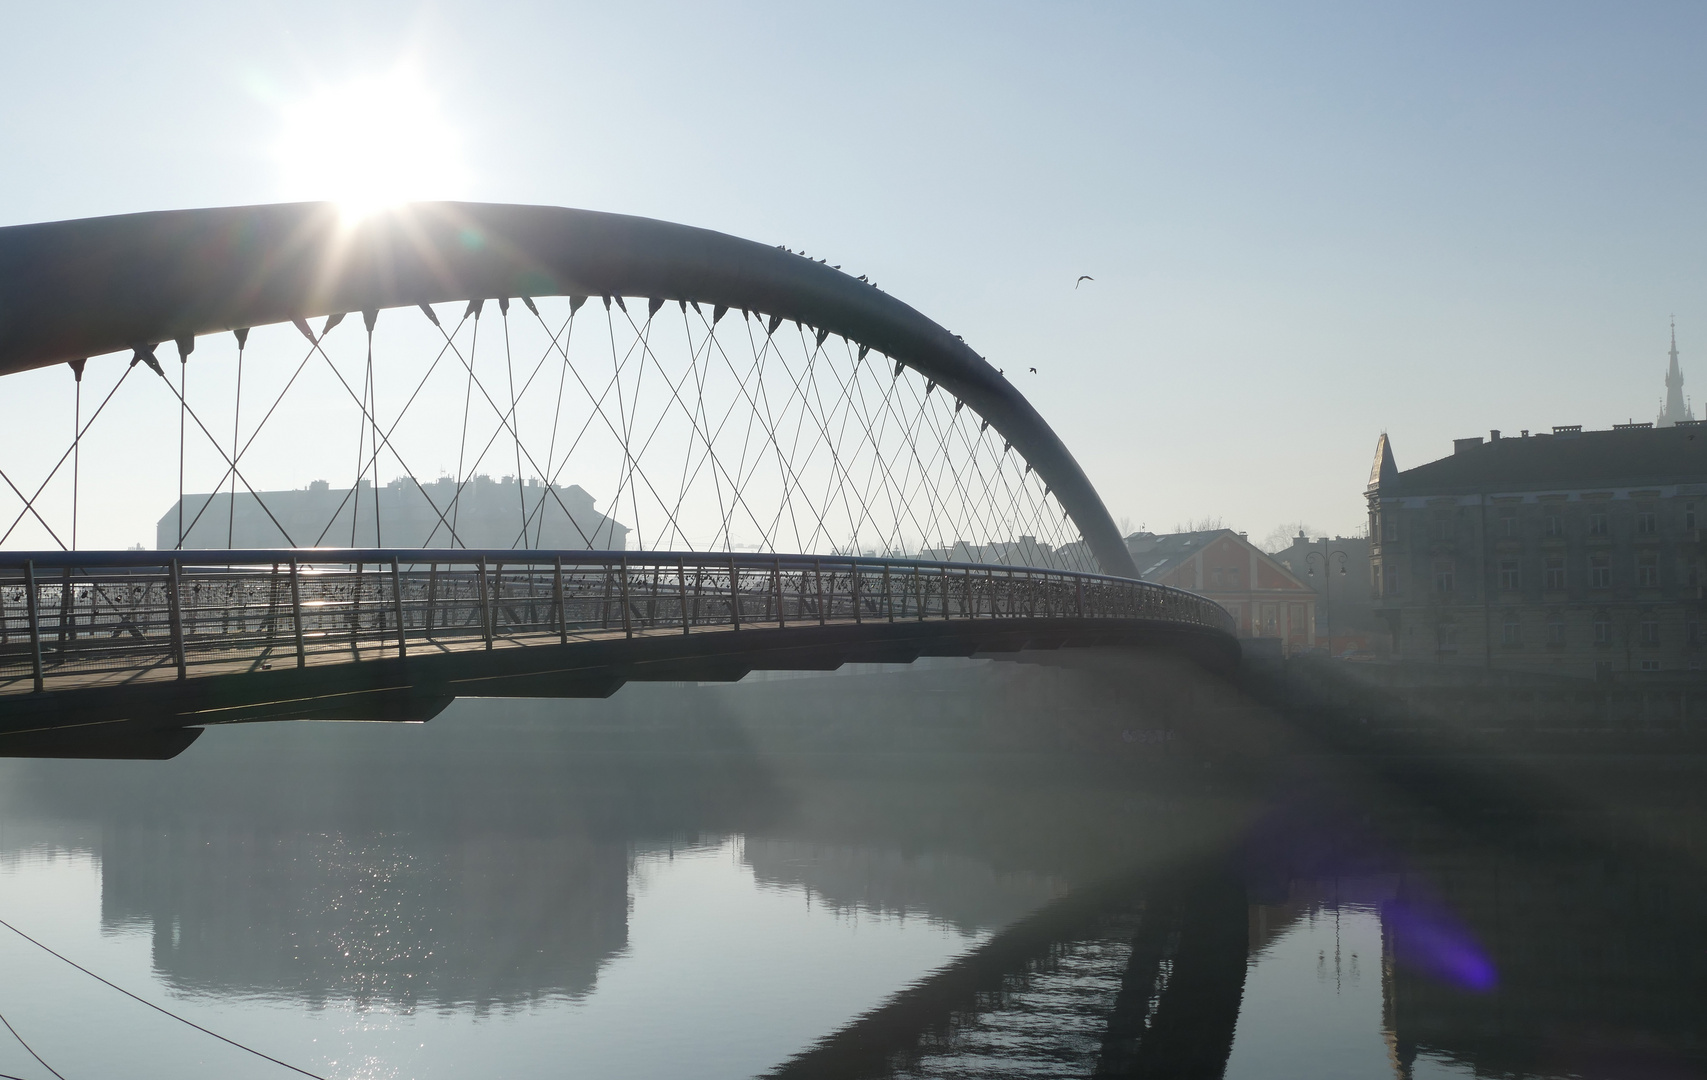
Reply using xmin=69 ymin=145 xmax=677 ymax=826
xmin=1659 ymin=317 xmax=1694 ymax=427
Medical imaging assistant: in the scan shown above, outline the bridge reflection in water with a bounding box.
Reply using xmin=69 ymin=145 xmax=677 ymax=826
xmin=3 ymin=667 xmax=1703 ymax=1080
xmin=0 ymin=667 xmax=1261 ymax=1078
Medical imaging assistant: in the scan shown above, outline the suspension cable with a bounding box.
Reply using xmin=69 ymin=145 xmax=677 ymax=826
xmin=280 ymin=317 xmax=469 ymax=550
xmin=69 ymin=358 xmax=84 ymax=551
xmin=364 ymin=310 xmax=381 ymax=547
xmin=500 ymin=298 xmax=526 ymax=547
xmin=228 ymin=328 xmax=247 ymax=547
xmin=0 ymin=361 xmax=135 ymax=547
xmin=452 ymin=300 xmax=482 ymax=543
xmin=146 ymin=360 xmax=299 ymax=547
xmin=346 ymin=322 xmax=364 ymax=548
xmin=424 ymin=308 xmax=609 ymax=550
xmin=0 ymin=1005 xmax=63 ymax=1080
xmin=0 ymin=913 xmax=329 ymax=1080
xmin=535 ymin=298 xmax=577 ymax=548
xmin=0 ymin=467 xmax=65 ymax=549
xmin=176 ymin=337 xmax=191 ymax=548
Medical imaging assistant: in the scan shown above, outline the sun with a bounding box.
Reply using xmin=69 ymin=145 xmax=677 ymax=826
xmin=273 ymin=67 xmax=467 ymax=221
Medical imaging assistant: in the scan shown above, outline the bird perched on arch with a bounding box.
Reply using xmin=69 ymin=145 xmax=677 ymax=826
xmin=1075 ymin=275 xmax=1094 ymax=288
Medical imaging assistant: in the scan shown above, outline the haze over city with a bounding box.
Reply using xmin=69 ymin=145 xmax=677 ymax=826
xmin=5 ymin=2 xmax=1707 ymax=547
xmin=3 ymin=8 xmax=1706 ymax=1080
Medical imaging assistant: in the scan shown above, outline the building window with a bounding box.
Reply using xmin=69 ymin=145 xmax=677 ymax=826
xmin=1432 ymin=513 xmax=1453 ymax=541
xmin=1590 ymin=554 xmax=1611 ymax=589
xmin=1590 ymin=512 xmax=1608 ymax=536
xmin=1436 ymin=623 xmax=1458 ymax=650
xmin=1544 ymin=555 xmax=1566 ymax=590
xmin=1434 ymin=561 xmax=1454 ymax=594
xmin=1381 ymin=514 xmax=1397 ymax=541
xmin=1638 ymin=511 xmax=1657 ymax=535
xmin=1210 ymin=568 xmax=1223 ymax=587
xmin=1690 ymin=621 xmax=1702 ymax=648
xmin=1384 ymin=564 xmax=1400 ymax=596
xmin=1545 ymin=514 xmax=1563 ymax=537
xmin=1641 ymin=659 xmax=1661 ymax=672
xmin=1500 ymin=509 xmax=1519 ymax=537
xmin=1499 ymin=559 xmax=1520 ymax=591
xmin=1547 ymin=613 xmax=1565 ymax=646
xmin=1641 ymin=619 xmax=1660 ymax=645
xmin=1501 ymin=613 xmax=1522 ymax=645
xmin=1687 ymin=502 xmax=1697 ymax=530
xmin=1225 ymin=567 xmax=1240 ymax=588
xmin=1637 ymin=552 xmax=1659 ymax=588
xmin=1594 ymin=611 xmax=1612 ymax=644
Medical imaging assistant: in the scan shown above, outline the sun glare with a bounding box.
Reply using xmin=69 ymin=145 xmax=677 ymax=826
xmin=273 ymin=67 xmax=466 ymax=221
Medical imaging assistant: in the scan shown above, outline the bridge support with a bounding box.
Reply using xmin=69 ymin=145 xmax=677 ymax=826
xmin=24 ymin=560 xmax=43 ymax=693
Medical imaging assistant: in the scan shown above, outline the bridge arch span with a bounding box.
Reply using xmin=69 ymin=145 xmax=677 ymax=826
xmin=0 ymin=202 xmax=1137 ymax=577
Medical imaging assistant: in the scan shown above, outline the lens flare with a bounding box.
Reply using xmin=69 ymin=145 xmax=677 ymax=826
xmin=273 ymin=66 xmax=467 ymax=221
xmin=1384 ymin=898 xmax=1497 ymax=992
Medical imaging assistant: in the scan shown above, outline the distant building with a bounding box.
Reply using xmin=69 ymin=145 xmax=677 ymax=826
xmin=918 ymin=536 xmax=1060 ymax=566
xmin=1658 ymin=319 xmax=1696 ymax=427
xmin=1270 ymin=531 xmax=1379 ymax=653
xmin=157 ymin=474 xmax=629 ymax=551
xmin=1366 ymin=425 xmax=1707 ymax=678
xmin=1126 ymin=529 xmax=1317 ymax=649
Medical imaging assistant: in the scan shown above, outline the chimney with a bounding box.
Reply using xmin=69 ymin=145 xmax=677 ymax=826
xmin=1489 ymin=429 xmax=1501 ymax=441
xmin=1454 ymin=437 xmax=1485 ymax=455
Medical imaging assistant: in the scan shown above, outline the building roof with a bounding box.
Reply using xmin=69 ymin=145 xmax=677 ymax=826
xmin=1370 ymin=425 xmax=1707 ymax=498
xmin=1124 ymin=528 xmax=1310 ymax=592
xmin=1125 ymin=529 xmax=1229 ymax=580
xmin=1369 ymin=433 xmax=1397 ymax=490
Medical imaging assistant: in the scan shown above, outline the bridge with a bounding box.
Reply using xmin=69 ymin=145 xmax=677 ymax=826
xmin=0 ymin=201 xmax=1235 ymax=757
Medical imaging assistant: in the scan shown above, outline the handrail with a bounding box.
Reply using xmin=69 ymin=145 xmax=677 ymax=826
xmin=0 ymin=550 xmax=1234 ymax=697
xmin=3 ymin=548 xmax=1141 ymax=579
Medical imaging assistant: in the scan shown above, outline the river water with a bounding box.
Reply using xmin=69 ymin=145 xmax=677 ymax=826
xmin=0 ymin=658 xmax=1701 ymax=1079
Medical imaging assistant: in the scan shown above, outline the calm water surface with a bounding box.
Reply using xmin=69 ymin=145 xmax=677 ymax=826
xmin=0 ymin=660 xmax=1701 ymax=1079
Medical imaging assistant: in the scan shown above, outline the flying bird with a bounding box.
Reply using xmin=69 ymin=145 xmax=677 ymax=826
xmin=1075 ymin=275 xmax=1094 ymax=288
xmin=1029 ymin=367 xmax=1038 ymax=374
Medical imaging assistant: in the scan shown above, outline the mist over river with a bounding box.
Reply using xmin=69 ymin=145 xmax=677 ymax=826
xmin=0 ymin=656 xmax=1701 ymax=1079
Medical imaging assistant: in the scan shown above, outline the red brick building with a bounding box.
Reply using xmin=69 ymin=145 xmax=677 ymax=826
xmin=1127 ymin=529 xmax=1318 ymax=651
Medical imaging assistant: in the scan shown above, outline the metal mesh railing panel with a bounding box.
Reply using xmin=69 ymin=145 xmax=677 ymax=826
xmin=0 ymin=552 xmax=1233 ymax=695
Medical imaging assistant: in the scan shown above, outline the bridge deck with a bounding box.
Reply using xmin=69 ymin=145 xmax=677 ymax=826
xmin=0 ymin=551 xmax=1237 ymax=756
xmin=0 ymin=617 xmax=871 ymax=695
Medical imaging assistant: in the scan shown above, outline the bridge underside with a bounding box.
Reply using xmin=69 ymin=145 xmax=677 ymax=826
xmin=0 ymin=617 xmax=1235 ymax=759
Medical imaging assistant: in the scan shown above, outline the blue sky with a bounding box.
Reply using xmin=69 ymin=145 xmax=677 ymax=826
xmin=3 ymin=1 xmax=1704 ymax=546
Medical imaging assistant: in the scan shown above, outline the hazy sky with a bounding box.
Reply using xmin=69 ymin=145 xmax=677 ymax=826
xmin=4 ymin=1 xmax=1706 ymax=548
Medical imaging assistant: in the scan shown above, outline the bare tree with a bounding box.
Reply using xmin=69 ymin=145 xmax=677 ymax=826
xmin=1172 ymin=515 xmax=1226 ymax=533
xmin=1261 ymin=521 xmax=1315 ymax=553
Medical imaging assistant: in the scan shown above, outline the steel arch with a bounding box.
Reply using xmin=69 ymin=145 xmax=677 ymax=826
xmin=0 ymin=202 xmax=1137 ymax=576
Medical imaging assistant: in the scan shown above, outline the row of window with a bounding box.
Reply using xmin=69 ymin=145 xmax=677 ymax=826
xmin=1408 ymin=552 xmax=1679 ymax=594
xmin=1436 ymin=614 xmax=1700 ymax=649
xmin=1381 ymin=503 xmax=1698 ymax=542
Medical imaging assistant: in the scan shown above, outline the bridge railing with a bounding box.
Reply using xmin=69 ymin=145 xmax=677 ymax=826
xmin=0 ymin=550 xmax=1233 ymax=694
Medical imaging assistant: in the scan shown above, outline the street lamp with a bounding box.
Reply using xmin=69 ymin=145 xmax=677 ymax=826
xmin=1306 ymin=543 xmax=1349 ymax=657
